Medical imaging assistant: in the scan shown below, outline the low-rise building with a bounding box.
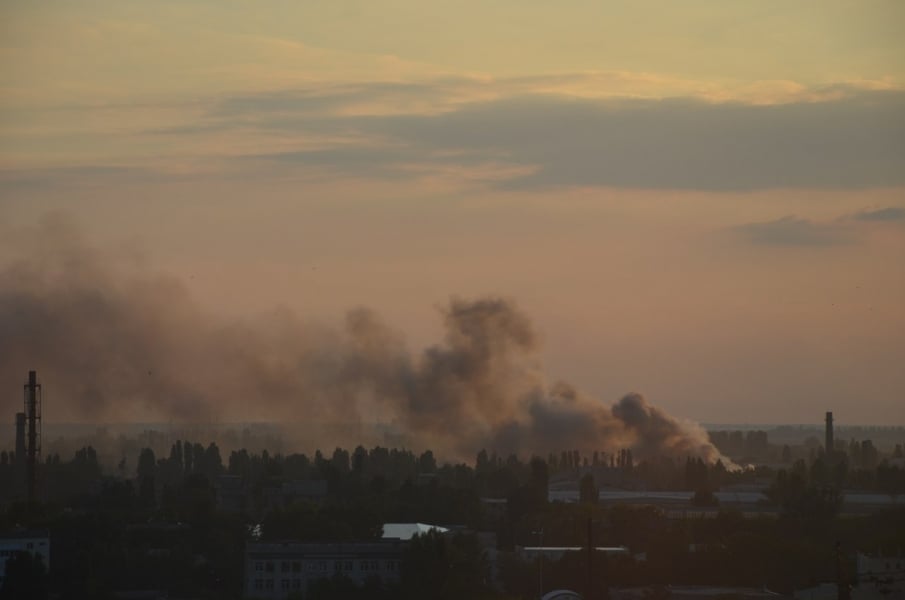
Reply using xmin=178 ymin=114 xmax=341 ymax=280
xmin=795 ymin=553 xmax=905 ymax=599
xmin=244 ymin=540 xmax=405 ymax=599
xmin=0 ymin=530 xmax=50 ymax=585
xmin=854 ymin=552 xmax=905 ymax=599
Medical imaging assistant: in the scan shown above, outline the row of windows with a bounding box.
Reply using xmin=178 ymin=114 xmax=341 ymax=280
xmin=253 ymin=578 xmax=303 ymax=591
xmin=254 ymin=559 xmax=399 ymax=574
xmin=0 ymin=549 xmax=45 ymax=558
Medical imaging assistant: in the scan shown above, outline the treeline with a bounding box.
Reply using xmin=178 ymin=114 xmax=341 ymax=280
xmin=4 ymin=438 xmax=905 ymax=515
xmin=3 ymin=437 xmax=905 ymax=599
xmin=708 ymin=430 xmax=769 ymax=458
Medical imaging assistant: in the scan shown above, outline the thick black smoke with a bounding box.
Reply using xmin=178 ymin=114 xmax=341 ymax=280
xmin=0 ymin=214 xmax=724 ymax=462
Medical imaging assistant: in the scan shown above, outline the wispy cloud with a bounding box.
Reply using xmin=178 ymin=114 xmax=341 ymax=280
xmin=733 ymin=204 xmax=905 ymax=247
xmin=735 ymin=216 xmax=855 ymax=246
xmin=4 ymin=78 xmax=904 ymax=192
xmin=218 ymin=87 xmax=905 ymax=191
xmin=852 ymin=206 xmax=905 ymax=221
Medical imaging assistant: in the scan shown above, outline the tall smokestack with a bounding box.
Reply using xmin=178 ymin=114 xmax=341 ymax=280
xmin=825 ymin=411 xmax=834 ymax=459
xmin=14 ymin=412 xmax=26 ymax=466
xmin=23 ymin=370 xmax=41 ymax=506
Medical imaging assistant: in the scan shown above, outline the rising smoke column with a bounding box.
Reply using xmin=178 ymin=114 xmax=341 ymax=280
xmin=0 ymin=214 xmax=725 ymax=462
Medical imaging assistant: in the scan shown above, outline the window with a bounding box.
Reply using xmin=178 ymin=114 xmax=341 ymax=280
xmin=281 ymin=579 xmax=290 ymax=591
xmin=371 ymin=561 xmax=379 ymax=571
xmin=255 ymin=561 xmax=264 ymax=572
xmin=281 ymin=561 xmax=289 ymax=573
xmin=265 ymin=561 xmax=274 ymax=573
xmin=334 ymin=561 xmax=342 ymax=572
xmin=319 ymin=561 xmax=327 ymax=572
xmin=254 ymin=579 xmax=264 ymax=591
xmin=361 ymin=561 xmax=368 ymax=571
xmin=345 ymin=561 xmax=353 ymax=571
xmin=265 ymin=579 xmax=274 ymax=590
xmin=292 ymin=561 xmax=301 ymax=573
xmin=293 ymin=579 xmax=302 ymax=590
xmin=386 ymin=561 xmax=395 ymax=571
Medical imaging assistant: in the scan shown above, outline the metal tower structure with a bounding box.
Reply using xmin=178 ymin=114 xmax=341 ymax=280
xmin=24 ymin=370 xmax=42 ymax=505
xmin=15 ymin=412 xmax=26 ymax=466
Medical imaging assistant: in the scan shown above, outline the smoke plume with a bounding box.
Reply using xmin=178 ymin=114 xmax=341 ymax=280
xmin=0 ymin=214 xmax=724 ymax=462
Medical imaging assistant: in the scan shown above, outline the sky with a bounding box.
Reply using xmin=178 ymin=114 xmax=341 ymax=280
xmin=1 ymin=0 xmax=904 ymax=426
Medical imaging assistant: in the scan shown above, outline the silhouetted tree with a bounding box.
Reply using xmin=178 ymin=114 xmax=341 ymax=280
xmin=136 ymin=447 xmax=156 ymax=507
xmin=401 ymin=530 xmax=493 ymax=600
xmin=580 ymin=473 xmax=599 ymax=504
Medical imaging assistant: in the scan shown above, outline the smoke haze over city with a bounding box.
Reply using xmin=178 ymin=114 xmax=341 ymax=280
xmin=0 ymin=215 xmax=722 ymax=461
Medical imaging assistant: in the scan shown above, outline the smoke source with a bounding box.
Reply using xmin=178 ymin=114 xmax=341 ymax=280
xmin=0 ymin=214 xmax=725 ymax=462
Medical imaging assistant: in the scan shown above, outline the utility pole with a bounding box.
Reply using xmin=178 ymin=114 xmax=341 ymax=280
xmin=835 ymin=541 xmax=850 ymax=600
xmin=587 ymin=516 xmax=593 ymax=600
xmin=532 ymin=527 xmax=544 ymax=599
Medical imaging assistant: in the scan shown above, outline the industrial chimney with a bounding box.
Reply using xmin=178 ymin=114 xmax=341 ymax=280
xmin=825 ymin=411 xmax=834 ymax=460
xmin=23 ymin=370 xmax=42 ymax=505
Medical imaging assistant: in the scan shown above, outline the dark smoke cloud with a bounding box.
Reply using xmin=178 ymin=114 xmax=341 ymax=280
xmin=0 ymin=214 xmax=726 ymax=463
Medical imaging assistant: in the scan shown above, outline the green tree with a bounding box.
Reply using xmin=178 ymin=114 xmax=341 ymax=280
xmin=136 ymin=447 xmax=156 ymax=507
xmin=401 ymin=530 xmax=493 ymax=600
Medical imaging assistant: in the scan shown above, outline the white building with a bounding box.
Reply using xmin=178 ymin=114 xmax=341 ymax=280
xmin=0 ymin=530 xmax=50 ymax=585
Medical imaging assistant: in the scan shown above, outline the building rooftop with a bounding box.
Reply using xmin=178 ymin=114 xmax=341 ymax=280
xmin=381 ymin=523 xmax=448 ymax=541
xmin=0 ymin=529 xmax=49 ymax=540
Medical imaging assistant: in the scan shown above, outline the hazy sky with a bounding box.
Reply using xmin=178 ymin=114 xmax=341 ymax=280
xmin=1 ymin=0 xmax=904 ymax=425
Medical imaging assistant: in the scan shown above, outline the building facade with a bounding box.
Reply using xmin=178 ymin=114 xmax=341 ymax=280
xmin=0 ymin=530 xmax=50 ymax=585
xmin=244 ymin=540 xmax=405 ymax=599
